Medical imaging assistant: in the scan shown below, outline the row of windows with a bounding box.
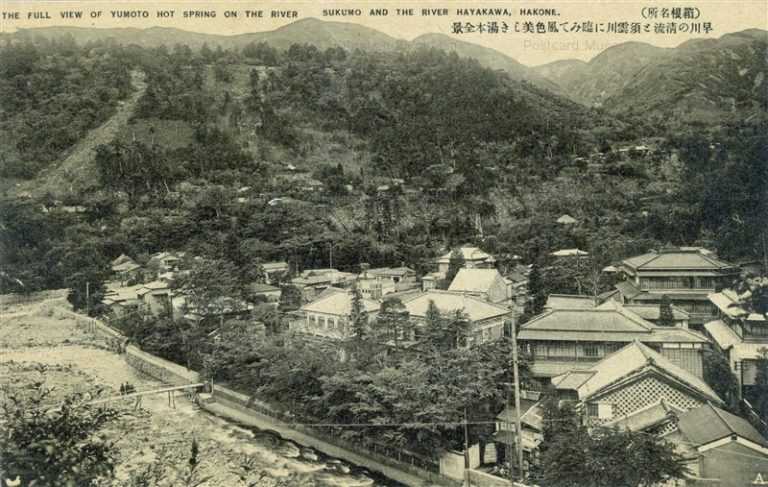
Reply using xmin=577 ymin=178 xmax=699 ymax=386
xmin=638 ymin=276 xmax=724 ymax=290
xmin=307 ymin=314 xmax=347 ymax=331
xmin=530 ymin=342 xmax=624 ymax=360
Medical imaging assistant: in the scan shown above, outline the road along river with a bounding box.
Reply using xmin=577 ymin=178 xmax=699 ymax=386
xmin=0 ymin=297 xmax=404 ymax=487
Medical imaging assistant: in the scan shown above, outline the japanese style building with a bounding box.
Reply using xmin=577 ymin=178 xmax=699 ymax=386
xmin=518 ymin=306 xmax=709 ymax=379
xmin=664 ymin=404 xmax=768 ymax=487
xmin=552 ymin=341 xmax=722 ymax=427
xmin=704 ymin=288 xmax=768 ymax=394
xmin=614 ymin=247 xmax=740 ymax=329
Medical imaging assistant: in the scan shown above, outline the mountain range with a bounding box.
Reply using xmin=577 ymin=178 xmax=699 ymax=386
xmin=6 ymin=19 xmax=767 ymax=124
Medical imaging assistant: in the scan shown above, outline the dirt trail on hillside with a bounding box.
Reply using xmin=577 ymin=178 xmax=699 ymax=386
xmin=20 ymin=70 xmax=147 ymax=198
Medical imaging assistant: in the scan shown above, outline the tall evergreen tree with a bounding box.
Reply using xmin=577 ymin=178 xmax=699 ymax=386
xmin=442 ymin=247 xmax=465 ymax=289
xmin=525 ymin=263 xmax=546 ymax=317
xmin=349 ymin=284 xmax=368 ymax=342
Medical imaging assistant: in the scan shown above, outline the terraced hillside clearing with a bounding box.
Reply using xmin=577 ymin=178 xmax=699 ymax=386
xmin=16 ymin=70 xmax=147 ymax=199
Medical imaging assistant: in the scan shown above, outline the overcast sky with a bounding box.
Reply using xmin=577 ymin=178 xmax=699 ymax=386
xmin=2 ymin=0 xmax=766 ymax=65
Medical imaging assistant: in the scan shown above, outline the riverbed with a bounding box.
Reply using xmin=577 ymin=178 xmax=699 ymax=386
xmin=0 ymin=297 xmax=403 ymax=487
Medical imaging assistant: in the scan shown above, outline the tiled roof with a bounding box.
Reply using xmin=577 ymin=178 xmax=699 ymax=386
xmin=551 ymin=370 xmax=595 ymax=390
xmin=704 ymin=320 xmax=768 ymax=361
xmin=520 ymin=307 xmax=706 ymax=343
xmin=448 ymin=268 xmax=503 ymax=294
xmin=401 ymin=290 xmax=511 ymax=322
xmin=709 ymin=290 xmax=765 ymax=322
xmin=262 ymin=261 xmax=289 ymax=271
xmin=597 ymin=300 xmax=689 ymax=320
xmin=545 ymin=294 xmax=596 ymax=310
xmin=554 ymin=341 xmax=721 ymax=403
xmin=367 ymin=267 xmax=415 ymax=277
xmin=300 ymin=291 xmax=379 ymax=317
xmin=615 ymin=280 xmax=643 ymax=299
xmin=621 ymin=248 xmax=737 ymax=271
xmin=103 ymin=283 xmax=144 ymax=304
xmin=137 ymin=280 xmax=170 ymax=296
xmin=113 ymin=261 xmax=141 ymax=273
xmin=606 ymin=399 xmax=683 ymax=432
xmin=550 ymin=249 xmax=588 ymax=257
xmin=496 ymin=399 xmax=544 ymax=431
xmin=250 ymin=283 xmax=280 ymax=293
xmin=436 ymin=246 xmax=494 ymax=264
xmin=312 ymin=287 xmax=348 ymax=301
xmin=677 ymin=403 xmax=768 ymax=447
xmin=111 ymin=254 xmax=134 ymax=266
xmin=704 ymin=319 xmax=743 ymax=350
xmin=521 ymin=308 xmax=652 ymax=334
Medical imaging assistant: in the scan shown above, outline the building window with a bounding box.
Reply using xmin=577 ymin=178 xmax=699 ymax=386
xmin=587 ymin=403 xmax=599 ymax=417
xmin=584 ymin=344 xmax=600 ymax=358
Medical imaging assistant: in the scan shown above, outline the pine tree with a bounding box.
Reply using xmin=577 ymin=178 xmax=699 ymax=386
xmin=658 ymin=294 xmax=675 ymax=327
xmin=525 ymin=263 xmax=546 ymax=316
xmin=350 ymin=284 xmax=368 ymax=342
xmin=442 ymin=247 xmax=465 ymax=289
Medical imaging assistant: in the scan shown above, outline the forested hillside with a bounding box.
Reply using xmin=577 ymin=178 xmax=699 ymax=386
xmin=0 ymin=38 xmax=132 ymax=179
xmin=0 ymin=29 xmax=766 ymax=298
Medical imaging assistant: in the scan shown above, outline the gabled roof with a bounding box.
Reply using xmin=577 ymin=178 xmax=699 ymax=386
xmin=553 ymin=341 xmax=721 ymax=404
xmin=677 ymin=403 xmax=768 ymax=448
xmin=367 ymin=267 xmax=416 ymax=278
xmin=521 ymin=308 xmax=653 ymax=334
xmin=249 ymin=283 xmax=280 ymax=293
xmin=709 ymin=289 xmax=766 ymax=321
xmin=436 ymin=246 xmax=494 ymax=264
xmin=111 ymin=254 xmax=134 ymax=267
xmin=519 ymin=307 xmax=706 ymax=343
xmin=312 ymin=286 xmax=348 ymax=301
xmin=113 ymin=261 xmax=141 ymax=273
xmin=545 ymin=294 xmax=596 ymax=310
xmin=262 ymin=261 xmax=289 ymax=271
xmin=401 ymin=290 xmax=511 ymax=322
xmin=550 ymin=249 xmax=588 ymax=257
xmin=137 ymin=280 xmax=170 ymax=296
xmin=448 ymin=268 xmax=504 ymax=294
xmin=103 ymin=283 xmax=145 ymax=304
xmin=704 ymin=320 xmax=768 ymax=361
xmin=621 ymin=248 xmax=737 ymax=272
xmin=496 ymin=399 xmax=544 ymax=431
xmin=300 ymin=291 xmax=379 ymax=316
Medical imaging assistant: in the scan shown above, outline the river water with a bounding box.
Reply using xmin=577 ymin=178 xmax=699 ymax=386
xmin=0 ymin=302 xmax=405 ymax=487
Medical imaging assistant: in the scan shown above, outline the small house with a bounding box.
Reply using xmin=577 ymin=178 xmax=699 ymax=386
xmin=291 ymin=290 xmax=379 ymax=340
xmin=447 ymin=268 xmax=511 ymax=305
xmin=664 ymin=404 xmax=768 ymax=487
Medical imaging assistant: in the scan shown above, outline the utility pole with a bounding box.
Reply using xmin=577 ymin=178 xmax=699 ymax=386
xmin=85 ymin=281 xmax=90 ymax=316
xmin=463 ymin=407 xmax=471 ymax=487
xmin=510 ymin=319 xmax=525 ymax=482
